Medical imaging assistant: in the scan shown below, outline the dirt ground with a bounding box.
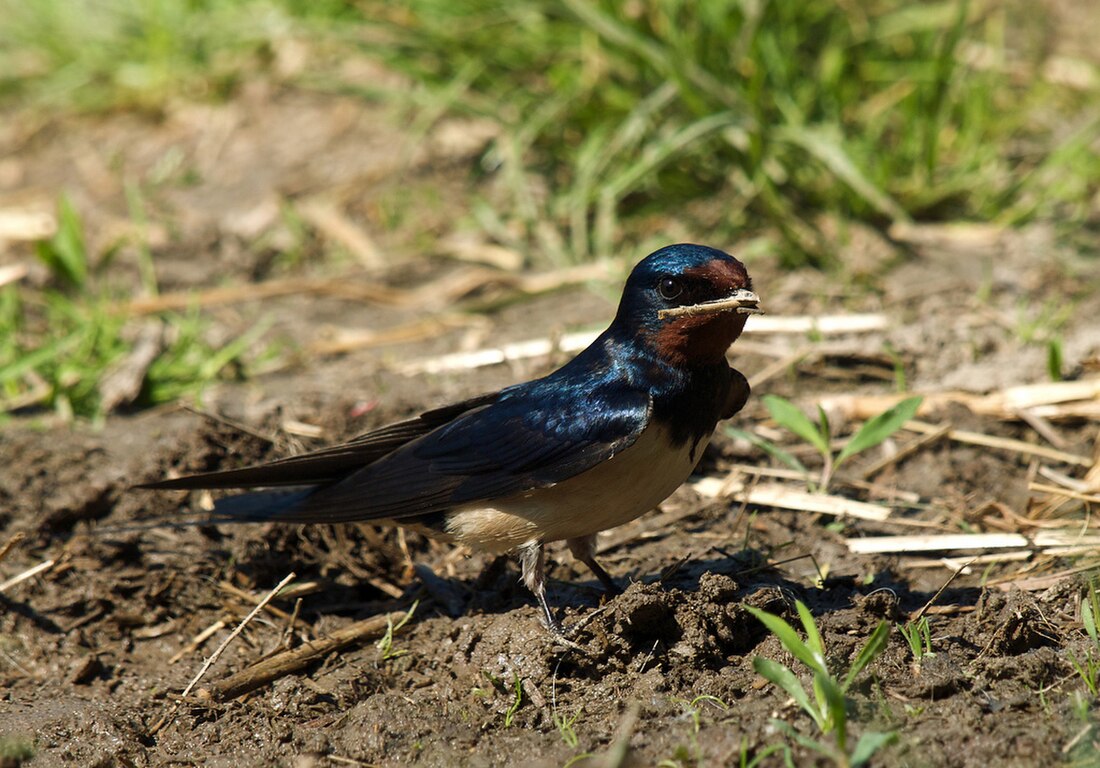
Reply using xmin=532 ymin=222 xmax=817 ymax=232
xmin=3 ymin=72 xmax=1100 ymax=767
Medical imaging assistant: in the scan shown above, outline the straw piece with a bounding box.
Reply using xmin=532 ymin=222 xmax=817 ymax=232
xmin=861 ymin=423 xmax=951 ymax=479
xmin=691 ymin=477 xmax=891 ymax=521
xmin=0 ymin=559 xmax=56 ymax=593
xmin=297 ymin=197 xmax=384 ymax=269
xmin=396 ymin=313 xmax=890 ymax=376
xmin=745 ymin=314 xmax=888 ymax=334
xmin=989 ymin=562 xmax=1100 ymax=592
xmin=739 ymin=484 xmax=892 ymax=521
xmin=899 ymin=552 xmax=1033 ymax=572
xmin=847 ymin=531 xmax=1100 ymax=555
xmin=0 ymin=264 xmax=28 ymax=288
xmin=168 ymin=620 xmax=228 ymax=665
xmin=1028 ymin=482 xmax=1100 ymax=504
xmin=823 ymin=379 xmax=1100 ymax=422
xmin=903 ymin=419 xmax=1091 ymax=467
xmin=0 ymin=208 xmax=55 ymax=241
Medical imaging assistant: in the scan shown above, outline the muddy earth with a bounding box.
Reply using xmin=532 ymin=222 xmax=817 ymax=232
xmin=3 ymin=73 xmax=1100 ymax=768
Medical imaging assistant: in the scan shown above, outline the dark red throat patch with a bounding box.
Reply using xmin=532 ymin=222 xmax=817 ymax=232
xmin=653 ymin=312 xmax=748 ymax=365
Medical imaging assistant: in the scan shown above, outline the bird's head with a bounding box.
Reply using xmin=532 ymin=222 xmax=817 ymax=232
xmin=612 ymin=244 xmax=760 ymax=365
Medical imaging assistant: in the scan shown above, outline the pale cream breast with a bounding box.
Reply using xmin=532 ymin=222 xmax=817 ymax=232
xmin=443 ymin=424 xmax=707 ymax=553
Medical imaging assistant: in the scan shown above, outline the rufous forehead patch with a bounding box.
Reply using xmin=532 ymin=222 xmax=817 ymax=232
xmin=681 ymin=258 xmax=751 ymax=293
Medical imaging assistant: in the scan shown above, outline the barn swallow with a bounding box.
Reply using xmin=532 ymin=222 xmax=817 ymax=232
xmin=139 ymin=244 xmax=760 ymax=632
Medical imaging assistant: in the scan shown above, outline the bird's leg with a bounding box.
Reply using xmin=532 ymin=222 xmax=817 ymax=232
xmin=567 ymin=534 xmax=623 ymax=596
xmin=519 ymin=541 xmax=563 ymax=634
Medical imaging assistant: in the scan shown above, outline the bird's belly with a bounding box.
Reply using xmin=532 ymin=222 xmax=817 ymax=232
xmin=443 ymin=424 xmax=708 ymax=553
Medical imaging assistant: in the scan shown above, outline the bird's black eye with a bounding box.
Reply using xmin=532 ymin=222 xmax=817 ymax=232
xmin=657 ymin=277 xmax=683 ymax=301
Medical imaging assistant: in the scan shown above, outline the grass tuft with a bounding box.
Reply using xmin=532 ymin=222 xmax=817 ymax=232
xmin=3 ymin=2 xmax=1096 ymax=267
xmin=747 ymin=600 xmax=895 ymax=767
xmin=2 ymin=197 xmax=271 ymax=422
xmin=362 ymin=0 xmax=1100 ymax=265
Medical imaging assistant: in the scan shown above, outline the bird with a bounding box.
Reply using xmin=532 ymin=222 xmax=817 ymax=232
xmin=139 ymin=243 xmax=761 ymax=633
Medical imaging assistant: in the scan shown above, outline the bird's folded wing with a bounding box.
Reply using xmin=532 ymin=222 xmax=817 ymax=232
xmin=136 ymin=391 xmax=502 ymax=490
xmin=211 ymin=385 xmax=652 ymax=524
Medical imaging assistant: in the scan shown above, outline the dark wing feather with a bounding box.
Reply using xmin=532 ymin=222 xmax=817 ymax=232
xmin=136 ymin=391 xmax=502 ymax=491
xmin=213 ymin=381 xmax=652 ymax=524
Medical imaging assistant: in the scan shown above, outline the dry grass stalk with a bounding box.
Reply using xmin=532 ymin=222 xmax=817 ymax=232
xmin=861 ymin=423 xmax=952 ymax=479
xmin=988 ymin=561 xmax=1100 ymax=591
xmin=281 ymin=419 xmax=326 ymax=439
xmin=747 ymin=345 xmax=815 ymax=389
xmin=120 ymin=262 xmax=612 ymax=318
xmin=180 ymin=572 xmax=296 ymax=699
xmin=898 ymin=552 xmax=1033 ymax=572
xmin=691 ymin=477 xmax=891 ymax=521
xmin=397 ymin=313 xmax=889 ymax=376
xmin=904 ymin=419 xmax=1091 ymax=467
xmin=297 ymin=197 xmax=384 ymax=268
xmin=308 ymin=314 xmax=480 ymax=357
xmin=1037 ymin=466 xmax=1094 ymax=493
xmin=847 ymin=531 xmax=1100 ymax=555
xmin=739 ymin=483 xmax=892 ymax=521
xmin=822 ymin=379 xmax=1100 ymax=423
xmin=218 ymin=580 xmax=311 ymax=630
xmin=1012 ymin=407 xmax=1068 ymax=449
xmin=0 ymin=532 xmax=26 ymax=565
xmin=119 ymin=276 xmax=407 ymax=315
xmin=745 ymin=314 xmax=888 ymax=334
xmin=911 ymin=560 xmax=972 ymax=622
xmin=0 ymin=208 xmax=55 ymax=241
xmin=0 ymin=558 xmax=56 ymax=594
xmin=1028 ymin=482 xmax=1100 ymax=505
xmin=168 ymin=619 xmax=228 ymax=665
xmin=0 ymin=264 xmax=28 ymax=287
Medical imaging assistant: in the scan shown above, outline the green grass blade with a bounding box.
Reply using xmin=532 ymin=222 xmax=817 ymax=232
xmin=745 ymin=604 xmax=823 ymax=675
xmin=850 ymin=730 xmax=899 ymax=766
xmin=1083 ymin=583 xmax=1099 ymax=646
xmin=753 ymin=660 xmax=823 ymax=730
xmin=197 ymin=315 xmax=272 ymax=380
xmin=813 ymin=670 xmax=847 ymax=737
xmin=836 ymin=395 xmax=924 ymax=465
xmin=795 ymin=601 xmax=826 ymax=662
xmin=768 ymin=719 xmax=838 ymax=761
xmin=777 ymin=124 xmax=909 ymax=222
xmin=725 ymin=427 xmax=809 ymax=476
xmin=816 ymin=405 xmax=831 ymax=446
xmin=842 ymin=620 xmax=892 ymax=691
xmin=0 ymin=332 xmax=80 ymax=386
xmin=36 ymin=195 xmax=88 ymax=288
xmin=763 ymin=395 xmax=829 ymax=456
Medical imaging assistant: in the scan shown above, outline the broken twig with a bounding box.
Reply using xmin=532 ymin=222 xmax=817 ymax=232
xmin=202 ymin=608 xmax=413 ymax=701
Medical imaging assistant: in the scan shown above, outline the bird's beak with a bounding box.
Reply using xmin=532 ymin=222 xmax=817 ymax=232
xmin=657 ymin=288 xmax=763 ymax=320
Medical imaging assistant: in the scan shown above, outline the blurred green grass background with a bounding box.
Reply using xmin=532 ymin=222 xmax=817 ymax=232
xmin=1 ymin=0 xmax=1097 ymax=419
xmin=2 ymin=0 xmax=1097 ymax=264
